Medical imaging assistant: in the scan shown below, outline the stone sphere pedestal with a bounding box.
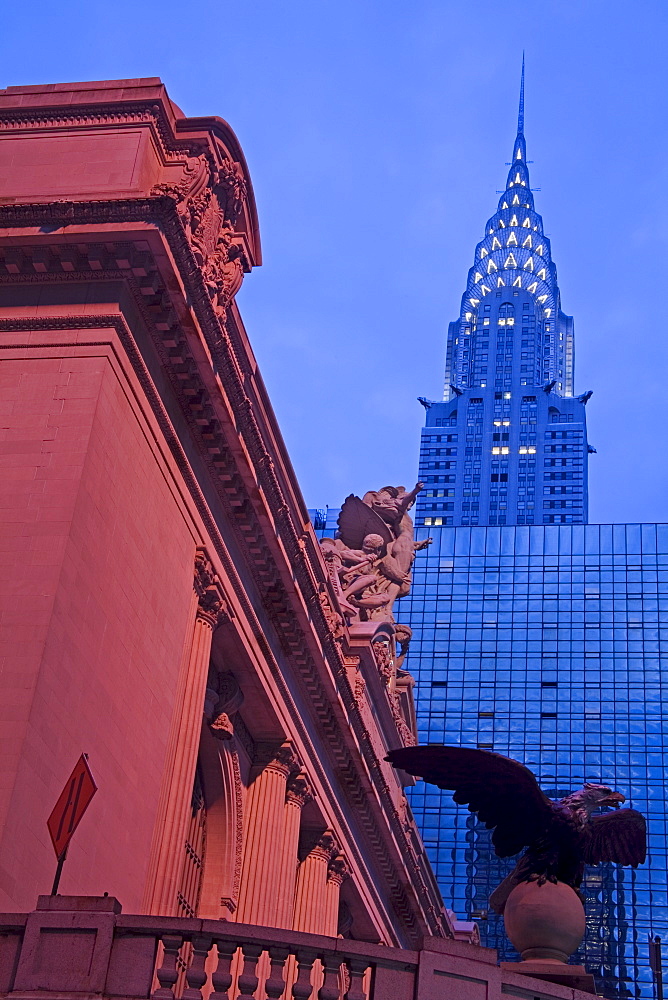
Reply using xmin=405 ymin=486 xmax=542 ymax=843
xmin=504 ymin=879 xmax=585 ymax=962
xmin=499 ymin=880 xmax=597 ymax=995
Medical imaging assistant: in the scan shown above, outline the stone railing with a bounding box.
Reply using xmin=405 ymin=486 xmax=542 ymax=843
xmin=0 ymin=896 xmax=597 ymax=1000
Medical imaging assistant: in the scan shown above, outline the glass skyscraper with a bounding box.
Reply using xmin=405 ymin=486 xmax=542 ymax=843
xmin=401 ymin=523 xmax=668 ymax=999
xmin=416 ymin=65 xmax=592 ymax=530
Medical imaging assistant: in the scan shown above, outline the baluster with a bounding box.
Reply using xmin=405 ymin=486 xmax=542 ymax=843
xmin=210 ymin=940 xmax=238 ymax=1000
xmin=317 ymin=956 xmax=341 ymax=1000
xmin=182 ymin=935 xmax=213 ymax=1000
xmin=153 ymin=934 xmax=184 ymax=1000
xmin=291 ymin=950 xmax=317 ymax=1000
xmin=265 ymin=946 xmax=289 ymax=1000
xmin=343 ymin=958 xmax=368 ymax=1000
xmin=235 ymin=943 xmax=263 ymax=1000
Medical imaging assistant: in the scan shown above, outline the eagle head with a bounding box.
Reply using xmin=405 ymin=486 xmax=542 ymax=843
xmin=562 ymin=783 xmax=626 ymax=818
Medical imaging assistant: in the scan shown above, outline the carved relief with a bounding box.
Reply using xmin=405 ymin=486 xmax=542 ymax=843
xmin=372 ymin=639 xmax=393 ymax=685
xmin=153 ymin=152 xmax=249 ymax=317
xmin=220 ymin=745 xmax=244 ymax=914
xmin=318 ymin=583 xmax=344 ymax=640
xmin=194 ymin=549 xmax=229 ymax=628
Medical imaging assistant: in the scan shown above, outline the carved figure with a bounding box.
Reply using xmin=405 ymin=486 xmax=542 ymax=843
xmin=320 ymin=483 xmax=431 ymax=623
xmin=386 ymin=746 xmax=646 ymax=914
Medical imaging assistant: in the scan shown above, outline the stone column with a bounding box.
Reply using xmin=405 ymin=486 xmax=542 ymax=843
xmin=324 ymin=855 xmax=349 ymax=937
xmin=236 ymin=742 xmax=300 ymax=927
xmin=144 ymin=549 xmax=228 ymax=915
xmin=292 ymin=830 xmax=338 ymax=935
xmin=274 ymin=773 xmax=313 ymax=928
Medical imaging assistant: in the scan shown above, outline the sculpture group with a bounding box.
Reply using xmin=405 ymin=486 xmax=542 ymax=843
xmin=320 ymin=483 xmax=431 ymax=624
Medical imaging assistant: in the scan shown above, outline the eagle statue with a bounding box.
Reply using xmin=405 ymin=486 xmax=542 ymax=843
xmin=386 ymin=746 xmax=647 ymax=914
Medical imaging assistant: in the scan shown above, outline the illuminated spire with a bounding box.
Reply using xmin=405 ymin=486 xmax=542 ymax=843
xmin=517 ymin=53 xmax=525 ymax=135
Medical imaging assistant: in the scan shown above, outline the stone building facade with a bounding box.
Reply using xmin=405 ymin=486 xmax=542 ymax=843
xmin=0 ymin=77 xmax=444 ymax=944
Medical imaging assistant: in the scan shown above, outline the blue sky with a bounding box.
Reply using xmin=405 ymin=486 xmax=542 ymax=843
xmin=3 ymin=1 xmax=668 ymax=522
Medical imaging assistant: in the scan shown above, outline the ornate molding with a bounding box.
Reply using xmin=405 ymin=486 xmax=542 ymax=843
xmin=253 ymin=740 xmax=302 ymax=780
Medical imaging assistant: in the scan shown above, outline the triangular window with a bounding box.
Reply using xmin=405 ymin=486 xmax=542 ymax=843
xmin=537 ymin=268 xmax=547 ymax=280
xmin=499 ymin=220 xmax=506 ymax=228
xmin=513 ymin=277 xmax=522 ymax=287
xmin=509 ymin=215 xmax=519 ymax=227
xmin=524 ymin=257 xmax=534 ymax=270
xmin=535 ymin=244 xmax=544 ymax=255
xmin=527 ymin=282 xmax=538 ymax=293
xmin=470 ymin=298 xmax=480 ymax=306
xmin=522 ymin=218 xmax=531 ymax=228
xmin=512 ymin=194 xmax=520 ymax=205
xmin=522 ymin=234 xmax=532 ymax=248
xmin=480 ymin=284 xmax=491 ymax=295
xmin=501 ymin=201 xmax=509 ymax=209
xmin=497 ymin=277 xmax=505 ymax=287
xmin=474 ymin=272 xmax=484 ymax=283
xmin=491 ymin=237 xmax=502 ymax=250
xmin=507 ymin=232 xmax=518 ymax=246
xmin=503 ymin=253 xmax=518 ymax=268
xmin=537 ymin=295 xmax=547 ymax=304
xmin=487 ymin=260 xmax=497 ymax=273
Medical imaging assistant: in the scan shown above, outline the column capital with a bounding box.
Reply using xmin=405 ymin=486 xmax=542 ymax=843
xmin=327 ymin=853 xmax=350 ymax=887
xmin=194 ymin=548 xmax=229 ymax=628
xmin=253 ymin=740 xmax=302 ymax=779
xmin=310 ymin=829 xmax=339 ymax=862
xmin=285 ymin=772 xmax=314 ymax=809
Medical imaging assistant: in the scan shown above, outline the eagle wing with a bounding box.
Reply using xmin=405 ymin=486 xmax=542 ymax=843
xmin=386 ymin=746 xmax=553 ymax=858
xmin=583 ymin=809 xmax=647 ymax=867
xmin=336 ymin=495 xmax=393 ymax=550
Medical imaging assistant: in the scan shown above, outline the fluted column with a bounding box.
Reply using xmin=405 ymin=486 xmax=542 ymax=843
xmin=143 ymin=549 xmax=228 ymax=915
xmin=236 ymin=742 xmax=300 ymax=926
xmin=274 ymin=773 xmax=313 ymax=928
xmin=292 ymin=830 xmax=338 ymax=934
xmin=324 ymin=854 xmax=350 ymax=937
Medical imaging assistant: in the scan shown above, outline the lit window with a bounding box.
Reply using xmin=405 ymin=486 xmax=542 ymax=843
xmin=537 ymin=268 xmax=546 ymax=280
xmin=474 ymin=271 xmax=483 ymax=282
xmin=465 ymin=312 xmax=472 ymax=321
xmin=506 ymin=317 xmax=515 ymax=326
xmin=501 ymin=201 xmax=509 ymax=209
xmin=512 ymin=194 xmax=520 ymax=205
xmin=509 ymin=215 xmax=518 ymax=227
xmin=522 ymin=218 xmax=531 ymax=227
xmin=424 ymin=518 xmax=433 ymax=525
xmin=489 ymin=228 xmax=494 ymax=235
xmin=487 ymin=260 xmax=497 ymax=273
xmin=498 ymin=219 xmax=506 ymax=228
xmin=535 ymin=244 xmax=544 ymax=255
xmin=480 ymin=247 xmax=488 ymax=258
xmin=537 ymin=294 xmax=547 ymax=304
xmin=527 ymin=282 xmax=538 ymax=293
xmin=524 ymin=257 xmax=534 ymax=270
xmin=433 ymin=517 xmax=443 ymax=525
xmin=483 ymin=317 xmax=490 ymax=325
xmin=497 ymin=277 xmax=505 ymax=287
xmin=491 ymin=237 xmax=501 ymax=250
xmin=504 ymin=392 xmax=511 ymax=399
xmin=515 ymin=172 xmax=522 ymax=184
xmin=544 ymin=308 xmax=552 ymax=318
xmin=516 ymin=148 xmax=522 ymax=159
xmin=507 ymin=232 xmax=518 ymax=246
xmin=522 ymin=234 xmax=532 ymax=248
xmin=504 ymin=253 xmax=518 ymax=268
xmin=470 ymin=298 xmax=480 ymax=306
xmin=480 ymin=284 xmax=491 ymax=295
xmin=512 ymin=276 xmax=522 ymax=287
